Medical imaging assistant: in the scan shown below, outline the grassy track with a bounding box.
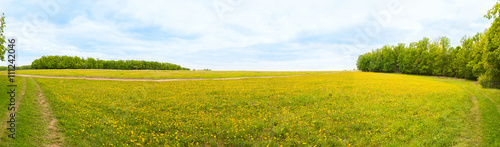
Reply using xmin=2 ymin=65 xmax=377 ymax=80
xmin=402 ymin=75 xmax=500 ymax=146
xmin=0 ymin=77 xmax=66 ymax=146
xmin=458 ymin=82 xmax=499 ymax=146
xmin=1 ymin=71 xmax=498 ymax=146
xmin=17 ymin=69 xmax=333 ymax=79
xmin=0 ymin=77 xmax=51 ymax=146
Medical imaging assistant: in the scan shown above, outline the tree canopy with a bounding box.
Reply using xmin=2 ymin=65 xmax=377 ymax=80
xmin=485 ymin=1 xmax=500 ymax=19
xmin=0 ymin=13 xmax=6 ymax=61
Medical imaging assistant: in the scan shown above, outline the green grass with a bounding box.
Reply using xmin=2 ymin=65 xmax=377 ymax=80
xmin=389 ymin=74 xmax=500 ymax=146
xmin=0 ymin=77 xmax=51 ymax=146
xmin=31 ymin=72 xmax=498 ymax=146
xmin=0 ymin=75 xmax=20 ymax=145
xmin=1 ymin=71 xmax=498 ymax=146
xmin=463 ymin=83 xmax=500 ymax=146
xmin=17 ymin=69 xmax=334 ymax=79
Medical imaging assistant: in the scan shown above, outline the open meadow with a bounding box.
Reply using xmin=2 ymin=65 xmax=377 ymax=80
xmin=3 ymin=0 xmax=500 ymax=146
xmin=1 ymin=71 xmax=498 ymax=146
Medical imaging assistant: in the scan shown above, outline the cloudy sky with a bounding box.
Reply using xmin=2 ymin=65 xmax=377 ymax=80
xmin=0 ymin=0 xmax=497 ymax=71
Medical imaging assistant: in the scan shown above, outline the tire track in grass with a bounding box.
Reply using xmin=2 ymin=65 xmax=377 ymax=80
xmin=421 ymin=76 xmax=494 ymax=146
xmin=30 ymin=77 xmax=64 ymax=147
xmin=462 ymin=86 xmax=482 ymax=147
xmin=478 ymin=92 xmax=500 ymax=114
xmin=0 ymin=77 xmax=25 ymax=143
xmin=470 ymin=84 xmax=500 ymax=146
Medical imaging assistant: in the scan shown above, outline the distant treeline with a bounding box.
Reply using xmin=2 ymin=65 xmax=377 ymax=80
xmin=31 ymin=55 xmax=190 ymax=70
xmin=0 ymin=65 xmax=32 ymax=70
xmin=357 ymin=24 xmax=500 ymax=88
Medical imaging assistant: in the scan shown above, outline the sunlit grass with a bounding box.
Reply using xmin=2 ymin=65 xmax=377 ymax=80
xmin=29 ymin=72 xmax=498 ymax=146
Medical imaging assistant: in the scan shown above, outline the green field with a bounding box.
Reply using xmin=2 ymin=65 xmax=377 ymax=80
xmin=1 ymin=71 xmax=499 ymax=146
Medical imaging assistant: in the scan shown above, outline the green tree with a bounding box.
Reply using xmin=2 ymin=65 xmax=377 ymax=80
xmin=381 ymin=45 xmax=396 ymax=72
xmin=414 ymin=38 xmax=430 ymax=75
xmin=0 ymin=13 xmax=6 ymax=61
xmin=485 ymin=0 xmax=500 ymax=19
xmin=356 ymin=53 xmax=370 ymax=71
xmin=479 ymin=1 xmax=500 ymax=88
xmin=87 ymin=57 xmax=96 ymax=69
xmin=393 ymin=43 xmax=405 ymax=72
xmin=436 ymin=37 xmax=450 ymax=76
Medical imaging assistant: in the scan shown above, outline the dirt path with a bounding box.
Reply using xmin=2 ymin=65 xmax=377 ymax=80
xmin=462 ymin=87 xmax=482 ymax=146
xmin=0 ymin=77 xmax=26 ymax=142
xmin=30 ymin=77 xmax=64 ymax=147
xmin=16 ymin=73 xmax=334 ymax=82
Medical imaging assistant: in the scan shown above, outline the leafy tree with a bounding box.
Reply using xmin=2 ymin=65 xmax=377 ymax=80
xmin=0 ymin=13 xmax=6 ymax=61
xmin=356 ymin=53 xmax=370 ymax=72
xmin=87 ymin=57 xmax=96 ymax=69
xmin=479 ymin=1 xmax=500 ymax=88
xmin=485 ymin=0 xmax=500 ymax=19
xmin=381 ymin=45 xmax=396 ymax=72
xmin=393 ymin=43 xmax=405 ymax=72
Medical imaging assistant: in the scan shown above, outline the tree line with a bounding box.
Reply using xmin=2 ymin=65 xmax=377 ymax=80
xmin=0 ymin=65 xmax=31 ymax=70
xmin=31 ymin=55 xmax=190 ymax=70
xmin=356 ymin=4 xmax=500 ymax=88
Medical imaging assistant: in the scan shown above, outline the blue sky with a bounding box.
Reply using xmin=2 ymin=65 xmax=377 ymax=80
xmin=0 ymin=0 xmax=497 ymax=70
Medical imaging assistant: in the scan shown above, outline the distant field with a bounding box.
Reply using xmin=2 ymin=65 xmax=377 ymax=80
xmin=16 ymin=69 xmax=334 ymax=79
xmin=2 ymin=71 xmax=498 ymax=146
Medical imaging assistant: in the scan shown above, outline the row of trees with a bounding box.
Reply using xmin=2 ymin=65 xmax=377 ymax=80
xmin=357 ymin=8 xmax=500 ymax=88
xmin=357 ymin=36 xmax=480 ymax=78
xmin=0 ymin=65 xmax=31 ymax=70
xmin=31 ymin=55 xmax=190 ymax=70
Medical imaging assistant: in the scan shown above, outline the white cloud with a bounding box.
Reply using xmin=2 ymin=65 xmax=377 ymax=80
xmin=115 ymin=0 xmax=376 ymax=45
xmin=1 ymin=0 xmax=497 ymax=70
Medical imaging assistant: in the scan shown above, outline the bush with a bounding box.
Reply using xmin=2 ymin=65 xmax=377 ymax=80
xmin=479 ymin=68 xmax=500 ymax=89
